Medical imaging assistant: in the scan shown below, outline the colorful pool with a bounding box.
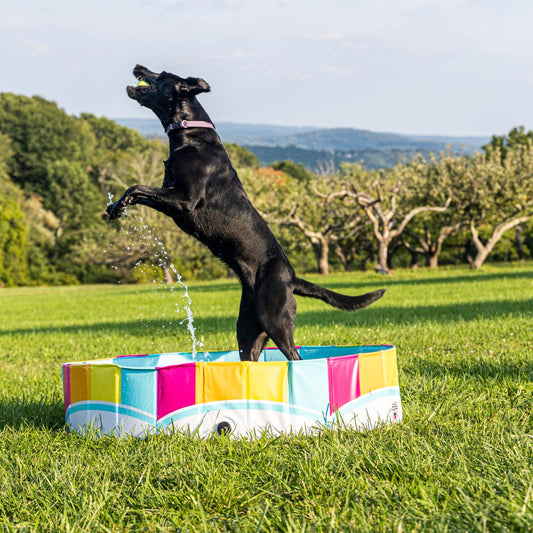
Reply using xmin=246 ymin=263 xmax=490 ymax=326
xmin=62 ymin=345 xmax=402 ymax=437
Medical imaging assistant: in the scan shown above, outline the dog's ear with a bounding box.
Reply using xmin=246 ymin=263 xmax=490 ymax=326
xmin=176 ymin=77 xmax=211 ymax=96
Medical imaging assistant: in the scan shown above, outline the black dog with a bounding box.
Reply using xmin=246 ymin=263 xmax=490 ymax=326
xmin=107 ymin=65 xmax=385 ymax=361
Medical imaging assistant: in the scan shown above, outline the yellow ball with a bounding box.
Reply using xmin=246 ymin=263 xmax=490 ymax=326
xmin=136 ymin=80 xmax=149 ymax=87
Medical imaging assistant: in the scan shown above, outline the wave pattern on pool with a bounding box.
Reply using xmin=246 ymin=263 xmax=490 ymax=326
xmin=62 ymin=345 xmax=402 ymax=437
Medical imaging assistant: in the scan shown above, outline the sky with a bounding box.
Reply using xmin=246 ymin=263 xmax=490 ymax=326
xmin=1 ymin=0 xmax=532 ymax=136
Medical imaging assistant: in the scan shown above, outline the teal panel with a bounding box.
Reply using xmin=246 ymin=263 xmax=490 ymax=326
xmin=288 ymin=359 xmax=329 ymax=415
xmin=121 ymin=368 xmax=157 ymax=416
xmin=261 ymin=348 xmax=287 ymax=362
xmin=206 ymin=350 xmax=241 ymax=362
xmin=113 ymin=354 xmax=160 ymax=368
xmin=299 ymin=346 xmax=336 ymax=360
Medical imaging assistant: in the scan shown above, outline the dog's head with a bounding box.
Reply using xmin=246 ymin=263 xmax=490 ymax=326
xmin=127 ymin=65 xmax=211 ymax=123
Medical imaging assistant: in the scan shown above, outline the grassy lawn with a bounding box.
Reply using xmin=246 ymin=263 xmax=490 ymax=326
xmin=0 ymin=263 xmax=532 ymax=531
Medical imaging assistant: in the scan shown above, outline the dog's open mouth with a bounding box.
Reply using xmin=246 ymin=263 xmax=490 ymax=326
xmin=128 ymin=75 xmax=150 ymax=91
xmin=127 ymin=66 xmax=157 ymax=99
xmin=127 ymin=79 xmax=151 ymax=100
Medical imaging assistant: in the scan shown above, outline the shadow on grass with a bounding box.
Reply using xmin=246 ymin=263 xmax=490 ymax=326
xmin=115 ymin=280 xmax=241 ymax=297
xmin=0 ymin=297 xmax=530 ymax=339
xmin=105 ymin=267 xmax=533 ymax=298
xmin=409 ymin=357 xmax=533 ymax=382
xmin=321 ymin=268 xmax=533 ymax=292
xmin=0 ymin=397 xmax=65 ymax=431
xmin=296 ymin=297 xmax=531 ymax=328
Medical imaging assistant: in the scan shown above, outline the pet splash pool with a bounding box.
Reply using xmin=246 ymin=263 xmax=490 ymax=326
xmin=62 ymin=345 xmax=402 ymax=437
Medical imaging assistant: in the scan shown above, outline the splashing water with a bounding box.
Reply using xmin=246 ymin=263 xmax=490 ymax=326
xmin=171 ymin=264 xmax=199 ymax=357
xmin=106 ymin=194 xmax=205 ymax=359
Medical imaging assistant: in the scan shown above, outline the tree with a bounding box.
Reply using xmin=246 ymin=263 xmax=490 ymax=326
xmin=84 ymin=144 xmax=228 ymax=282
xmin=400 ymin=154 xmax=465 ymax=268
xmin=224 ymin=143 xmax=259 ymax=169
xmin=458 ymin=142 xmax=533 ymax=269
xmin=79 ymin=113 xmax=152 ymax=155
xmin=45 ymin=159 xmax=105 ymax=279
xmin=242 ymin=166 xmax=366 ymax=274
xmin=0 ymin=138 xmax=28 ymax=286
xmin=272 ymin=160 xmax=314 ymax=183
xmin=331 ymin=220 xmax=376 ymax=271
xmin=0 ymin=198 xmax=28 ymax=286
xmin=483 ymin=126 xmax=533 ymax=161
xmin=340 ymin=162 xmax=452 ymax=273
xmin=281 ymin=174 xmax=369 ymax=275
xmin=0 ymin=94 xmax=95 ymax=203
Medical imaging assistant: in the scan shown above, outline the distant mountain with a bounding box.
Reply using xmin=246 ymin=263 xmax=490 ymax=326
xmin=115 ymin=118 xmax=317 ymax=144
xmin=114 ymin=118 xmax=490 ymax=171
xmin=406 ymin=133 xmax=492 ymax=148
xmin=115 ymin=118 xmax=165 ymax=138
xmin=262 ymin=128 xmax=488 ymax=154
xmin=205 ymin=122 xmax=318 ymax=145
xmin=244 ymin=145 xmax=439 ymax=172
xmin=115 ymin=118 xmax=489 ymax=150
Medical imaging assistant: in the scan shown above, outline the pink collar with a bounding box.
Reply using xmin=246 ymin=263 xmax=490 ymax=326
xmin=166 ymin=120 xmax=215 ymax=134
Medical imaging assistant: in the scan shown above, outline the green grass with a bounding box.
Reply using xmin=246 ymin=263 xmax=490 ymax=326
xmin=0 ymin=263 xmax=532 ymax=531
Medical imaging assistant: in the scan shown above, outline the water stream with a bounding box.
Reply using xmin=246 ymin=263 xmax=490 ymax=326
xmin=106 ymin=196 xmax=205 ymax=359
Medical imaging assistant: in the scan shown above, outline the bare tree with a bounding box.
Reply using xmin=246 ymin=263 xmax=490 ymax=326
xmin=399 ymin=154 xmax=467 ymax=267
xmin=245 ymin=168 xmax=368 ymax=274
xmin=404 ymin=216 xmax=465 ymax=267
xmin=337 ymin=162 xmax=452 ymax=273
xmin=458 ymin=143 xmax=533 ymax=269
xmin=273 ymin=195 xmax=367 ymax=275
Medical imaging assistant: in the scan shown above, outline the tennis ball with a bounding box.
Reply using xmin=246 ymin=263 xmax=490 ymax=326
xmin=136 ymin=80 xmax=150 ymax=87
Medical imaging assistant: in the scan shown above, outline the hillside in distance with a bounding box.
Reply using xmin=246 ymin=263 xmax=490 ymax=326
xmin=115 ymin=118 xmax=490 ymax=171
xmin=268 ymin=128 xmax=488 ymax=152
xmin=115 ymin=118 xmax=317 ymax=144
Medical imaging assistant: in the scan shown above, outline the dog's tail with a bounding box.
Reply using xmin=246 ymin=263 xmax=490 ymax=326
xmin=293 ymin=276 xmax=385 ymax=311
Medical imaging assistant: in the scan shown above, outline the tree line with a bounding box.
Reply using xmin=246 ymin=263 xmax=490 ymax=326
xmin=0 ymin=93 xmax=532 ymax=287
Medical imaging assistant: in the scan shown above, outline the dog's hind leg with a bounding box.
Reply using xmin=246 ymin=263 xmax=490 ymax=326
xmin=256 ymin=275 xmax=302 ymax=361
xmin=237 ymin=287 xmax=268 ymax=361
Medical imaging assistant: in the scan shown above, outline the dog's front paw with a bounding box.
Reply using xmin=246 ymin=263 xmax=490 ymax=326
xmin=106 ymin=201 xmax=126 ymax=221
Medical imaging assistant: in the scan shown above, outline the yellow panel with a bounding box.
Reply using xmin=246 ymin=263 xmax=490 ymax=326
xmin=359 ymin=348 xmax=399 ymax=396
xmin=245 ymin=362 xmax=288 ymax=402
xmin=90 ymin=365 xmax=121 ymax=403
xmin=384 ymin=347 xmax=399 ymax=387
xmin=195 ymin=363 xmax=203 ymax=405
xmin=359 ymin=351 xmax=385 ymax=396
xmin=70 ymin=365 xmax=91 ymax=404
xmin=199 ymin=363 xmax=244 ymax=403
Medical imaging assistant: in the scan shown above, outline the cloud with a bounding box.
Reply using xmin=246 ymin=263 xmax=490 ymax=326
xmin=21 ymin=37 xmax=51 ymax=57
xmin=268 ymin=69 xmax=310 ymax=82
xmin=307 ymin=29 xmax=345 ymax=42
xmin=208 ymin=50 xmax=275 ymax=61
xmin=320 ymin=64 xmax=356 ymax=76
xmin=0 ymin=17 xmax=30 ymax=30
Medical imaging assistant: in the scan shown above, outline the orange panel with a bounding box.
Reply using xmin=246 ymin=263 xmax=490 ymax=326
xmin=69 ymin=365 xmax=91 ymax=404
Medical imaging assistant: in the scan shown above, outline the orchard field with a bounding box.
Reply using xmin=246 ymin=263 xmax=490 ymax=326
xmin=0 ymin=264 xmax=532 ymax=531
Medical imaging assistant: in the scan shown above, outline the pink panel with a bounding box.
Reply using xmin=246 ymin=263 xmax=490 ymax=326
xmin=62 ymin=364 xmax=71 ymax=413
xmin=157 ymin=363 xmax=196 ymax=420
xmin=327 ymin=355 xmax=360 ymax=414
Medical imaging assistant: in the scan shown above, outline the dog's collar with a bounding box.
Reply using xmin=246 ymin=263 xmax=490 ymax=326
xmin=166 ymin=120 xmax=215 ymax=134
